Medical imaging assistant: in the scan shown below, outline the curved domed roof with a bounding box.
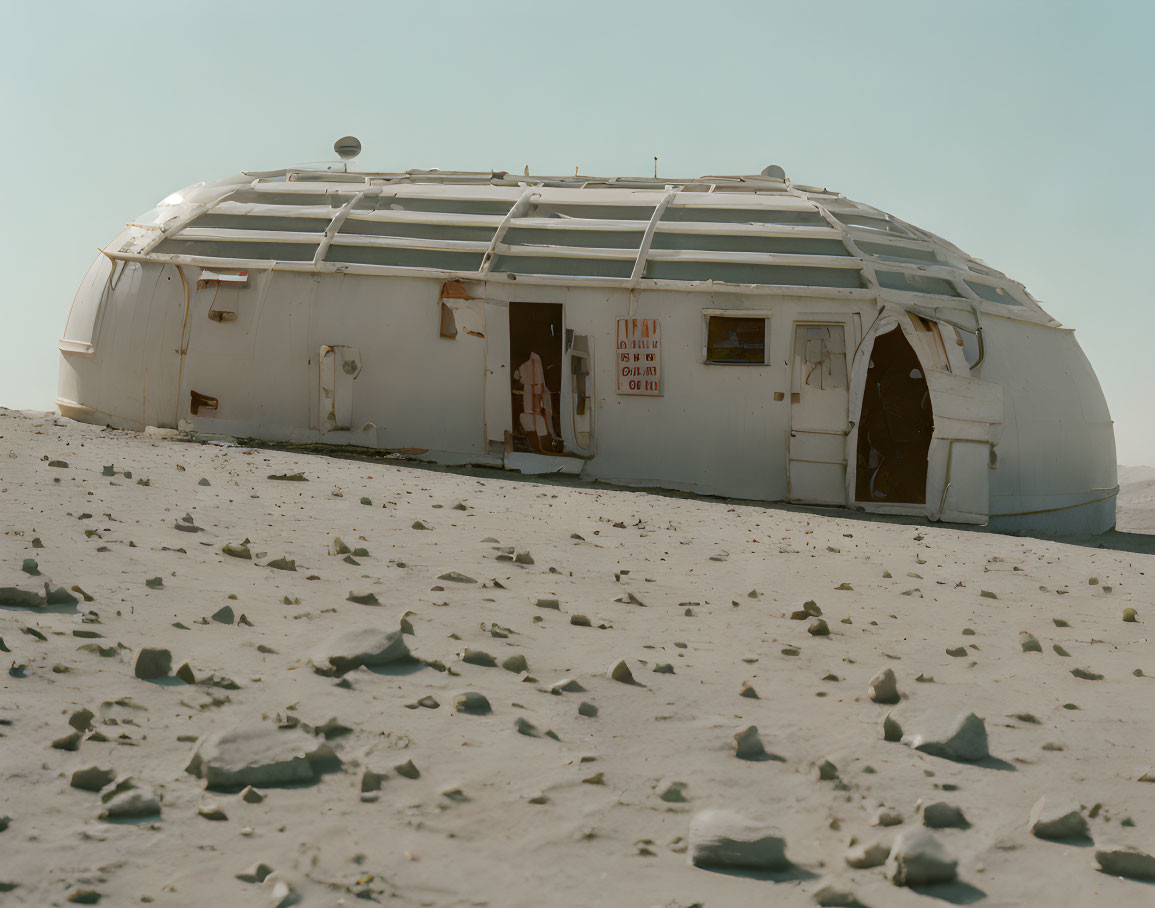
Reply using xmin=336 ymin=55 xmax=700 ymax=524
xmin=110 ymin=165 xmax=1054 ymax=329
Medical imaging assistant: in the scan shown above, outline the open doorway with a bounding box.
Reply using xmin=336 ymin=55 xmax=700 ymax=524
xmin=509 ymin=302 xmax=564 ymax=454
xmin=855 ymin=327 xmax=933 ymax=504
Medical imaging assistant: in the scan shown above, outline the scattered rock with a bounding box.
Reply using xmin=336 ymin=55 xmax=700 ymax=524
xmin=733 ymin=725 xmax=767 ymax=760
xmin=1122 ymin=608 xmax=1138 ymax=623
xmin=66 ymin=889 xmax=101 ymax=904
xmin=1020 ymin=632 xmax=1042 ymax=653
xmin=918 ymin=800 xmax=969 ymax=829
xmin=653 ymin=663 xmax=675 ymax=674
xmin=438 ymin=571 xmax=476 ymax=583
xmin=886 ymin=827 xmax=957 ymax=887
xmin=235 ymin=862 xmax=274 ymax=884
xmin=535 ymin=598 xmax=560 ymax=610
xmin=394 ymin=759 xmax=420 ymax=779
xmin=1029 ymin=796 xmax=1089 ymax=840
xmin=514 ymin=550 xmax=534 ymax=565
xmin=514 ymin=717 xmax=540 ymax=737
xmin=210 ymin=605 xmax=234 ymax=625
xmin=659 ymin=781 xmax=689 ymax=803
xmin=185 ymin=723 xmax=339 ymax=789
xmin=816 ymin=759 xmax=839 ymax=781
xmin=454 ymin=692 xmax=491 ymax=714
xmin=68 ymin=708 xmax=95 ymax=733
xmin=361 ymin=769 xmax=387 ymax=793
xmin=240 ymin=786 xmax=264 ymax=803
xmin=221 ymin=541 xmax=251 ymax=559
xmin=461 ymin=649 xmax=497 ymax=667
xmin=312 ymin=627 xmax=410 ymax=676
xmin=501 ymin=654 xmax=528 ymax=673
xmin=909 ymin=712 xmax=989 ymax=762
xmin=869 ymin=667 xmax=899 ymax=704
xmin=266 ymin=557 xmax=296 ymax=572
xmin=739 ymin=682 xmax=759 ymax=699
xmin=1095 ymin=846 xmax=1155 ymax=881
xmin=70 ymin=766 xmax=116 ymax=792
xmin=873 ymin=808 xmax=904 ymax=827
xmin=845 ymin=840 xmax=890 ymax=869
xmin=346 ymin=592 xmax=380 ymax=606
xmin=1071 ymin=667 xmax=1104 ymax=681
xmin=608 ymin=659 xmax=635 ymax=683
xmin=812 ymin=884 xmax=867 ymax=908
xmin=0 ymin=587 xmax=46 ymax=608
xmin=133 ymin=647 xmax=172 ymax=680
xmin=578 ymin=701 xmax=598 ymax=717
xmin=688 ymin=810 xmax=789 ymax=870
xmin=883 ymin=713 xmax=903 ymax=742
xmin=52 ymin=731 xmax=82 ymax=751
xmin=808 ymin=618 xmax=830 ymax=636
xmin=198 ymin=802 xmax=228 ymax=821
xmin=99 ymin=782 xmax=161 ymax=820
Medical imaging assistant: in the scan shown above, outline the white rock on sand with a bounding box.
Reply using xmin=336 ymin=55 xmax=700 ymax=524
xmin=0 ymin=407 xmax=1152 ymax=906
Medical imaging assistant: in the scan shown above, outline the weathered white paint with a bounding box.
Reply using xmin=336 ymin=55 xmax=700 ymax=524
xmin=57 ymin=164 xmax=1117 ymax=534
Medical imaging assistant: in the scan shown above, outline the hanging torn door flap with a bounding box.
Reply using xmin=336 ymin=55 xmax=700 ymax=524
xmin=924 ymin=370 xmax=1003 ymax=442
xmin=924 ymin=369 xmax=1003 ymax=524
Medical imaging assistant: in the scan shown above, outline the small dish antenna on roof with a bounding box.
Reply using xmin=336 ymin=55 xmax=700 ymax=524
xmin=334 ymin=136 xmax=362 ymax=160
xmin=761 ymin=164 xmax=786 ymax=179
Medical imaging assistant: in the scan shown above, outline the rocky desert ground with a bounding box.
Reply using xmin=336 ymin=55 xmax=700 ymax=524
xmin=1 ymin=406 xmax=1152 ymax=907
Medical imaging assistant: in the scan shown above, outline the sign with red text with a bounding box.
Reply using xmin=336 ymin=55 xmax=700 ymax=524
xmin=616 ymin=318 xmax=662 ymax=396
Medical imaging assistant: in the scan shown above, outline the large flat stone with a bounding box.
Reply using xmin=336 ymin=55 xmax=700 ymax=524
xmin=311 ymin=627 xmax=410 ymax=676
xmin=185 ymin=723 xmax=338 ymax=789
xmin=688 ymin=809 xmax=789 ymax=871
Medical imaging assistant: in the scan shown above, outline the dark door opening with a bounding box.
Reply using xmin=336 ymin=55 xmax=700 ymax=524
xmin=856 ymin=328 xmax=933 ymax=504
xmin=509 ymin=302 xmax=564 ymax=454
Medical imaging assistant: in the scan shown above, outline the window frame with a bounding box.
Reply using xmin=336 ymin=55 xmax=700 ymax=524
xmin=701 ymin=309 xmax=773 ymax=365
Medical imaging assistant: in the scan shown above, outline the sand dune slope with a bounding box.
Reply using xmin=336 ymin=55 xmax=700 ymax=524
xmin=1 ymin=408 xmax=1152 ymax=907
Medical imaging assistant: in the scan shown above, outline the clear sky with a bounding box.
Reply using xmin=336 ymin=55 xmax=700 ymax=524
xmin=2 ymin=0 xmax=1152 ymax=462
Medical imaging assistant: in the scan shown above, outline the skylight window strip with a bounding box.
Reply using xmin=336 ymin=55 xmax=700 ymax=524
xmin=662 ymin=207 xmax=828 ymax=226
xmin=492 ymin=243 xmax=638 ymax=261
xmin=650 ymin=234 xmax=850 ymax=257
xmin=187 ymin=213 xmax=333 ymax=233
xmin=644 ymin=249 xmax=862 ymax=269
xmin=209 ymin=201 xmax=340 ymax=220
xmin=345 ymin=212 xmax=506 ymax=230
xmin=505 ymin=217 xmax=651 ymax=232
xmin=642 ymin=260 xmax=866 ymax=289
xmin=490 ymin=255 xmax=635 ymax=279
xmin=175 ymin=228 xmax=325 ymax=245
xmin=654 ymin=222 xmax=843 ymax=239
xmin=327 ymin=234 xmax=491 ymax=254
xmin=152 ymin=239 xmax=319 ymax=262
xmin=338 ymin=220 xmax=497 ymax=243
xmin=503 ymin=228 xmax=644 ymax=250
xmin=324 ymin=245 xmax=486 ymax=271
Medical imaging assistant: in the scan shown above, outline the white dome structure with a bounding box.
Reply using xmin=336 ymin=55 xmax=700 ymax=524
xmin=58 ymin=157 xmax=1117 ymax=533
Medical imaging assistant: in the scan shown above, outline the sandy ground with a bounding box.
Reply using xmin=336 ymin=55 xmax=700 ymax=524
xmin=1117 ymin=466 xmax=1155 ymax=535
xmin=1 ymin=406 xmax=1153 ymax=908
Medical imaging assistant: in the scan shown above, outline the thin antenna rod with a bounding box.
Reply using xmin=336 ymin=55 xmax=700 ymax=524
xmin=653 ymin=156 xmax=658 ymax=178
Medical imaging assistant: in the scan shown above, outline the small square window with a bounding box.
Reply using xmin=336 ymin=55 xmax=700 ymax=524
xmin=705 ymin=315 xmax=768 ymax=364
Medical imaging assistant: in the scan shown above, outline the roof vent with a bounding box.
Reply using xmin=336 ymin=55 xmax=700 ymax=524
xmin=334 ymin=136 xmax=362 ymax=160
xmin=761 ymin=164 xmax=786 ymax=179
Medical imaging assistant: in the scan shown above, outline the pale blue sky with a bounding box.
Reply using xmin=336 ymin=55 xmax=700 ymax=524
xmin=2 ymin=0 xmax=1152 ymax=461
